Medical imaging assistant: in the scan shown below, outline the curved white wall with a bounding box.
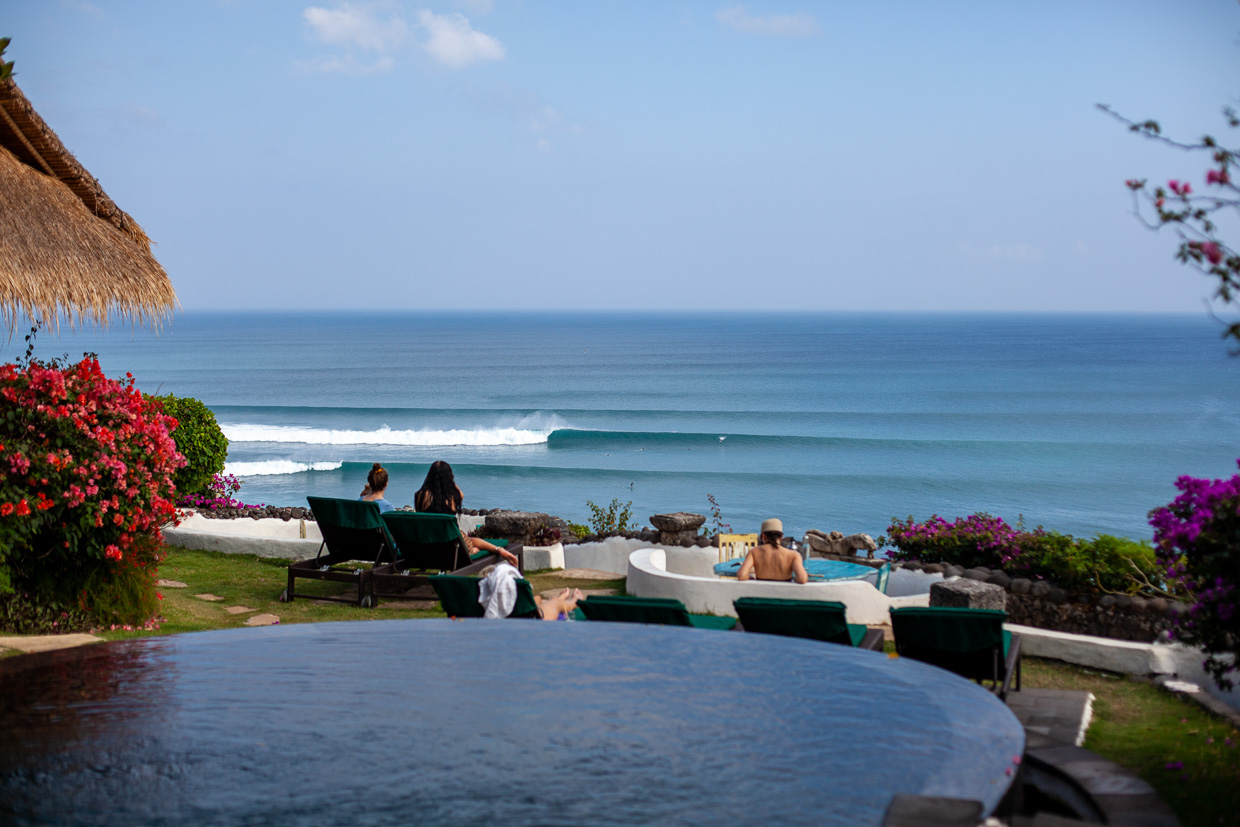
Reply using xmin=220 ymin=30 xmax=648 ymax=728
xmin=563 ymin=538 xmax=717 ymax=575
xmin=626 ymin=548 xmax=927 ymax=625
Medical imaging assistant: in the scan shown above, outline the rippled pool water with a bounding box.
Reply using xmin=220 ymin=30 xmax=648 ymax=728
xmin=0 ymin=620 xmax=1024 ymax=826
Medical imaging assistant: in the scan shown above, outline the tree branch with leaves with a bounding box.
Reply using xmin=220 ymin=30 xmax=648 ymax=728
xmin=1101 ymin=103 xmax=1240 ymax=350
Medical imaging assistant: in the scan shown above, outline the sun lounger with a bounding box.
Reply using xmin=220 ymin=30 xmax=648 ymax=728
xmin=889 ymin=607 xmax=1022 ymax=700
xmin=284 ymin=497 xmax=398 ymax=607
xmin=732 ymin=597 xmax=884 ymax=650
xmin=370 ymin=512 xmax=523 ymax=602
xmin=575 ymin=595 xmax=737 ymax=630
xmin=428 ymin=574 xmax=541 ymax=619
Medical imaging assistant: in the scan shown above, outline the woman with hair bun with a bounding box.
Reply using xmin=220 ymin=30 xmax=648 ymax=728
xmin=358 ymin=463 xmax=395 ymax=513
xmin=416 ymin=460 xmax=519 ymax=567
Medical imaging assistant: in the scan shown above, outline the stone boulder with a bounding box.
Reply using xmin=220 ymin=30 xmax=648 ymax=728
xmin=484 ymin=510 xmax=554 ymax=545
xmin=649 ymin=512 xmax=705 ymax=545
xmin=930 ymin=579 xmax=1007 ymax=611
xmin=804 ymin=529 xmax=879 ymax=559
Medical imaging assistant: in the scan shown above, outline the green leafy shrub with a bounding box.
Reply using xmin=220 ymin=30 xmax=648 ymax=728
xmin=566 ymin=522 xmax=591 ymax=539
xmin=886 ymin=513 xmax=1163 ymax=596
xmin=585 ymin=499 xmax=635 ymax=535
xmin=154 ymin=394 xmax=227 ymax=495
xmin=0 ymin=590 xmax=94 ymax=635
xmin=0 ymin=356 xmax=182 ymax=628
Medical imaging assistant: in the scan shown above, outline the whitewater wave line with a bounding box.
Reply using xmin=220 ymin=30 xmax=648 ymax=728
xmin=224 ymin=460 xmax=345 ymax=477
xmin=221 ymin=423 xmax=554 ymax=447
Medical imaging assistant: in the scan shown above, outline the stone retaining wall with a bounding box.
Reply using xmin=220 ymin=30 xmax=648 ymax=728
xmin=899 ymin=560 xmax=1180 ymax=643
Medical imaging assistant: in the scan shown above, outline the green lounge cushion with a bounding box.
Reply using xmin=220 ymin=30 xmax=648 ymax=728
xmin=577 ymin=595 xmax=737 ymax=631
xmin=382 ymin=511 xmax=463 ymax=545
xmin=889 ymin=607 xmax=1007 ymax=653
xmin=305 ymin=496 xmax=398 ymax=563
xmin=308 ymin=496 xmax=388 ymax=532
xmin=733 ymin=597 xmax=864 ymax=646
xmin=429 ymin=574 xmax=539 ymax=619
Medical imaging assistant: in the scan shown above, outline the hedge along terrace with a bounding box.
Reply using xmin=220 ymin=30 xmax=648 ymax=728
xmin=886 ymin=460 xmax=1240 ymax=693
xmin=0 ymin=355 xmax=183 ymax=629
xmin=884 ymin=513 xmax=1166 ymax=597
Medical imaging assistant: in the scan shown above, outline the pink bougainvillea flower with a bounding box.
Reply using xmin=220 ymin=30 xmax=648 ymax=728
xmin=1201 ymin=242 xmax=1223 ymax=265
xmin=1168 ymin=180 xmax=1193 ymax=196
xmin=1206 ymin=169 xmax=1231 ymax=186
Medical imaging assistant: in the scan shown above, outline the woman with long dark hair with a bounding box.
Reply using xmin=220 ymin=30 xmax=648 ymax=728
xmin=416 ymin=460 xmax=519 ymax=567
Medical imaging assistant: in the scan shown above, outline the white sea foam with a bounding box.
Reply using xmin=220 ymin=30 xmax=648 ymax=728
xmin=221 ymin=422 xmax=555 ymax=447
xmin=225 ymin=460 xmax=345 ymax=476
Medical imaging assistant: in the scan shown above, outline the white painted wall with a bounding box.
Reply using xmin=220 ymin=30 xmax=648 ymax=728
xmin=162 ymin=513 xmax=322 ymax=559
xmin=625 ymin=548 xmax=925 ymax=624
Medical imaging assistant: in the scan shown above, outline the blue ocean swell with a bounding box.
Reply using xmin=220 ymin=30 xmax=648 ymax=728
xmin=17 ymin=311 xmax=1237 ymax=541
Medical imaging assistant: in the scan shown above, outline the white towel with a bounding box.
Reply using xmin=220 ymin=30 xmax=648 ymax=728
xmin=478 ymin=562 xmax=521 ymax=618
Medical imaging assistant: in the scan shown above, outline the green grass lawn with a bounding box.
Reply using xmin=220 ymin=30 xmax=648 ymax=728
xmin=7 ymin=548 xmax=1239 ymax=825
xmin=1022 ymin=658 xmax=1240 ymax=827
xmin=91 ymin=548 xmax=625 ymax=640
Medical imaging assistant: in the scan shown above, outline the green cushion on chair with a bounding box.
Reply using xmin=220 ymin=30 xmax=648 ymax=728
xmin=889 ymin=607 xmax=1007 ymax=653
xmin=577 ymin=595 xmax=736 ymax=630
xmin=308 ymin=496 xmax=387 ymax=531
xmin=734 ymin=597 xmax=859 ymax=645
xmin=429 ymin=575 xmax=486 ymax=617
xmin=382 ymin=512 xmax=463 ymax=545
xmin=429 ymin=574 xmax=540 ymax=619
xmin=688 ymin=614 xmax=740 ymax=631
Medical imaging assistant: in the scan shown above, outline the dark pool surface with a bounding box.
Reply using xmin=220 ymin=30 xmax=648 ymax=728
xmin=0 ymin=620 xmax=1024 ymax=826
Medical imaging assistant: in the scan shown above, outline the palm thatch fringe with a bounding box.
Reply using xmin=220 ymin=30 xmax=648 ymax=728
xmin=0 ymin=77 xmax=175 ymax=334
xmin=0 ymin=144 xmax=175 ymax=333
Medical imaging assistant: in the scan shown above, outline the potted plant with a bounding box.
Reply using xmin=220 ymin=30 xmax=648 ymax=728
xmin=526 ymin=523 xmax=564 ymax=571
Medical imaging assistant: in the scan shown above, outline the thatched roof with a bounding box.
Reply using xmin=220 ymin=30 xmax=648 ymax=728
xmin=0 ymin=77 xmax=176 ymax=332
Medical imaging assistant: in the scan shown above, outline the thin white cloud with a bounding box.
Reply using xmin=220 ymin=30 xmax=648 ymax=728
xmin=294 ymin=54 xmax=395 ymax=75
xmin=454 ymin=0 xmax=494 ymax=14
xmin=118 ymin=102 xmax=161 ymax=127
xmin=304 ymin=2 xmax=408 ymax=52
xmin=956 ymin=242 xmax=1046 ymax=262
xmin=716 ymin=5 xmax=817 ymax=37
xmin=459 ymin=82 xmax=583 ymax=153
xmin=61 ymin=0 xmax=105 ymax=19
xmin=417 ymin=10 xmax=505 ymax=68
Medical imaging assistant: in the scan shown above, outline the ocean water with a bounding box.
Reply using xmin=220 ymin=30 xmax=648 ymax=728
xmin=11 ymin=311 xmax=1238 ymax=542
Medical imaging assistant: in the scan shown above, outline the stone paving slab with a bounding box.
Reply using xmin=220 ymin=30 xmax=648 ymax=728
xmin=156 ymin=579 xmax=188 ymax=588
xmin=244 ymin=614 xmax=280 ymax=627
xmin=0 ymin=634 xmax=102 ymax=654
xmin=224 ymin=606 xmax=257 ymax=615
xmin=194 ymin=593 xmax=224 ymax=602
xmin=1006 ymin=688 xmax=1093 ymax=746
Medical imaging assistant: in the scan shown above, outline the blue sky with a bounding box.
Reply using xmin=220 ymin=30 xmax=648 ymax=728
xmin=5 ymin=1 xmax=1238 ymax=311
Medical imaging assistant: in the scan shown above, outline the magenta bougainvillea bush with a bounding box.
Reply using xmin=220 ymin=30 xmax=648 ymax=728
xmin=885 ymin=513 xmax=1162 ymax=597
xmin=0 ymin=356 xmax=183 ymax=625
xmin=1149 ymin=461 xmax=1240 ymax=689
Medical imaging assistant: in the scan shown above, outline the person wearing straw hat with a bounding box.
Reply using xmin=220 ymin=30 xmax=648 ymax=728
xmin=736 ymin=518 xmax=808 ymax=584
